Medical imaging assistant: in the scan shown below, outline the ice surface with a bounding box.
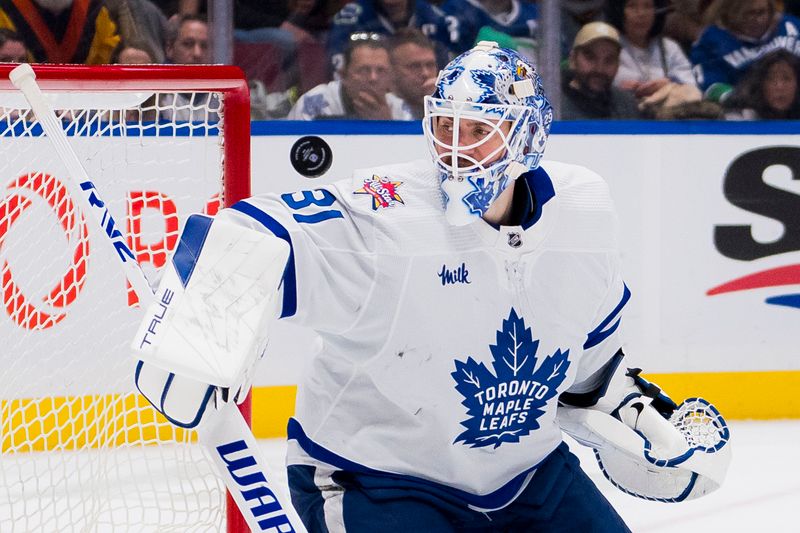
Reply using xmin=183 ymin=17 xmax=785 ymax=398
xmin=258 ymin=419 xmax=800 ymax=532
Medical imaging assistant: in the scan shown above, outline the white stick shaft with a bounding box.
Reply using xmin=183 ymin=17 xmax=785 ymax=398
xmin=9 ymin=63 xmax=306 ymax=533
xmin=9 ymin=63 xmax=155 ymax=307
xmin=200 ymin=402 xmax=308 ymax=532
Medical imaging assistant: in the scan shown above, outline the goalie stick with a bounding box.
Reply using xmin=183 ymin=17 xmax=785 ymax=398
xmin=10 ymin=63 xmax=306 ymax=533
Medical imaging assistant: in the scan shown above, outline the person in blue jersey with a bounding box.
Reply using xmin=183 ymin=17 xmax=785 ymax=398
xmin=690 ymin=0 xmax=800 ymax=102
xmin=439 ymin=0 xmax=539 ymax=54
xmin=327 ymin=0 xmax=460 ymax=74
xmin=134 ymin=41 xmax=731 ymax=533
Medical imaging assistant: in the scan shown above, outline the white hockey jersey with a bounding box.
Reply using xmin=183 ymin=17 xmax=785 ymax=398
xmin=286 ymin=80 xmax=414 ymax=120
xmin=219 ymin=158 xmax=629 ymax=510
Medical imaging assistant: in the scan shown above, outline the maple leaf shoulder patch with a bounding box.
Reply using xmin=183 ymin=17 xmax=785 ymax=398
xmin=451 ymin=308 xmax=570 ymax=449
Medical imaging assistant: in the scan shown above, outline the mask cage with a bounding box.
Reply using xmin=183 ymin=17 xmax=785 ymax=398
xmin=423 ymin=96 xmax=533 ymax=183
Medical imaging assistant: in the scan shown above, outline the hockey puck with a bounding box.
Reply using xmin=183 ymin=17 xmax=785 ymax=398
xmin=290 ymin=136 xmax=332 ymax=178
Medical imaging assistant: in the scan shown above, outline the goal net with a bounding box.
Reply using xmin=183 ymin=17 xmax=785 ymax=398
xmin=0 ymin=64 xmax=251 ymax=532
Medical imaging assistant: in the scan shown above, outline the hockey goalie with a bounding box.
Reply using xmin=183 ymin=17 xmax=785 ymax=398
xmin=131 ymin=41 xmax=730 ymax=532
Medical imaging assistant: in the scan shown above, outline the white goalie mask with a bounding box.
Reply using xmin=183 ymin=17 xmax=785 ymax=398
xmin=423 ymin=41 xmax=553 ymax=226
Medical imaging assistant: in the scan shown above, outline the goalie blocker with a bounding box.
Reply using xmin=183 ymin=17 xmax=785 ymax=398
xmin=132 ymin=214 xmax=290 ymax=428
xmin=558 ymin=352 xmax=731 ymax=502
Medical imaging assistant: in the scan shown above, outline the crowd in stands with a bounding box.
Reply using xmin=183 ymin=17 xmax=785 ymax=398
xmin=0 ymin=0 xmax=799 ymax=121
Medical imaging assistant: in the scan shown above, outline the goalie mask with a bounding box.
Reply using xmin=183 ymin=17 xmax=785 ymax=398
xmin=423 ymin=41 xmax=553 ymax=226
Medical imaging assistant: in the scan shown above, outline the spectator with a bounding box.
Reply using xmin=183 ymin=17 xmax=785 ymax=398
xmin=389 ymin=28 xmax=438 ymax=119
xmin=0 ymin=28 xmax=27 ymax=63
xmin=111 ymin=41 xmax=159 ymax=121
xmin=131 ymin=0 xmax=169 ymax=58
xmin=165 ymin=13 xmax=209 ymax=64
xmin=288 ymin=35 xmax=413 ymax=119
xmin=605 ymin=0 xmax=701 ymax=116
xmin=690 ymin=0 xmax=800 ymax=102
xmin=607 ymin=0 xmax=697 ymax=93
xmin=0 ymin=0 xmax=165 ymax=63
xmin=439 ymin=0 xmax=539 ymax=55
xmin=561 ymin=0 xmax=608 ymax=58
xmin=161 ymin=15 xmax=219 ymax=122
xmin=663 ymin=0 xmax=715 ymax=52
xmin=561 ymin=21 xmax=641 ymax=119
xmin=327 ymin=0 xmax=459 ymax=75
xmin=114 ymin=45 xmax=155 ymax=64
xmin=724 ymin=50 xmax=800 ymax=119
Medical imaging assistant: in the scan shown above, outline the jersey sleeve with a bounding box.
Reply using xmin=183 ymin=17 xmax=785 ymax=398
xmin=216 ymin=185 xmax=376 ymax=334
xmin=689 ymin=26 xmax=736 ymax=91
xmin=569 ymin=253 xmax=630 ymax=392
xmin=439 ymin=0 xmax=483 ymax=52
xmin=287 ymin=90 xmax=328 ymax=120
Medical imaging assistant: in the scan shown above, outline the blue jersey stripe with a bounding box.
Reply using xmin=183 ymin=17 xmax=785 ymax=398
xmin=172 ymin=214 xmax=213 ymax=288
xmin=522 ymin=166 xmax=556 ymax=230
xmin=584 ymin=284 xmax=631 ymax=350
xmin=287 ymin=417 xmax=542 ymax=510
xmin=230 ymin=201 xmax=298 ymax=318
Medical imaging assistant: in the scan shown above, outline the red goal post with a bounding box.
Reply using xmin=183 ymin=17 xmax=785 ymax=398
xmin=0 ymin=64 xmax=252 ymax=532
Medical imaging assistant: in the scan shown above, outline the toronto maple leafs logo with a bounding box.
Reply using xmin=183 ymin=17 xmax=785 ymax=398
xmin=451 ymin=309 xmax=570 ymax=448
xmin=437 ymin=65 xmax=464 ymax=96
xmin=463 ymin=177 xmax=495 ymax=215
xmin=471 ymin=70 xmax=497 ymax=103
xmin=302 ymin=93 xmax=329 ymax=118
xmin=463 ymin=175 xmax=508 ymax=216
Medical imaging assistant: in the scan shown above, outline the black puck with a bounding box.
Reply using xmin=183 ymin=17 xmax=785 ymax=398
xmin=290 ymin=135 xmax=332 ymax=178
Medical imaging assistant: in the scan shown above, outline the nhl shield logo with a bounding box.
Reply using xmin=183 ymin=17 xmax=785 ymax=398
xmin=507 ymin=232 xmax=522 ymax=248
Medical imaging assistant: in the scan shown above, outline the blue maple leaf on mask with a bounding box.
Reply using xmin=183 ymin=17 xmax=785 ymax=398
xmin=439 ymin=65 xmax=464 ymax=94
xmin=471 ymin=70 xmax=498 ymax=103
xmin=463 ymin=177 xmax=495 ymax=215
xmin=451 ymin=308 xmax=570 ymax=449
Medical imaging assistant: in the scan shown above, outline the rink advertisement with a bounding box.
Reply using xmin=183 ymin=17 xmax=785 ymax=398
xmin=246 ymin=122 xmax=800 ymax=423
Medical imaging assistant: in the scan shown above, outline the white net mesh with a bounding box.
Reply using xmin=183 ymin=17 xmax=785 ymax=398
xmin=670 ymin=398 xmax=729 ymax=451
xmin=0 ymin=81 xmax=237 ymax=531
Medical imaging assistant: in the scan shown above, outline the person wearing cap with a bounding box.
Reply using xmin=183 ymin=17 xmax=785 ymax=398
xmin=561 ymin=21 xmax=642 ymax=119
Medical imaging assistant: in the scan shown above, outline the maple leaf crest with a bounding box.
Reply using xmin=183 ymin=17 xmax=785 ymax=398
xmin=451 ymin=308 xmax=570 ymax=448
xmin=463 ymin=177 xmax=495 ymax=215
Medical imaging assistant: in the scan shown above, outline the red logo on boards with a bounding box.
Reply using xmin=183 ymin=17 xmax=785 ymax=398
xmin=1 ymin=175 xmax=224 ymax=326
xmin=0 ymin=173 xmax=90 ymax=330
